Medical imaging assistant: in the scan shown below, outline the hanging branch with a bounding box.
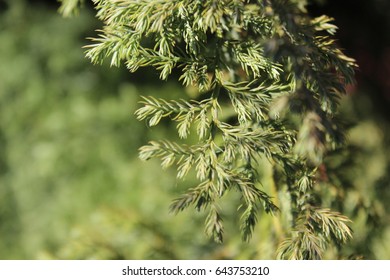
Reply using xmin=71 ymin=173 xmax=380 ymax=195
xmin=71 ymin=0 xmax=357 ymax=258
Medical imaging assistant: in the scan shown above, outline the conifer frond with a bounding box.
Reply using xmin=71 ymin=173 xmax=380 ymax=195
xmin=277 ymin=207 xmax=352 ymax=260
xmin=233 ymin=42 xmax=283 ymax=79
xmin=240 ymin=203 xmax=258 ymax=242
xmin=84 ymin=0 xmax=357 ymax=257
xmin=205 ymin=204 xmax=224 ymax=243
xmin=169 ymin=180 xmax=214 ymax=213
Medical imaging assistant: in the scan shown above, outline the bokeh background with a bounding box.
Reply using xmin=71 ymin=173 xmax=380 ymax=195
xmin=0 ymin=0 xmax=389 ymax=259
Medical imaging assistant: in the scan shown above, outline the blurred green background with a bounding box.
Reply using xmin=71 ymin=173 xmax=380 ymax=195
xmin=0 ymin=0 xmax=389 ymax=259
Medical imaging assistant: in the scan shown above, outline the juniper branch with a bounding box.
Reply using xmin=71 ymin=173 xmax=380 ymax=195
xmin=79 ymin=0 xmax=357 ymax=258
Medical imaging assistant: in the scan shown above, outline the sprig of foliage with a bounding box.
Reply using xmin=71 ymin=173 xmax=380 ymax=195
xmin=72 ymin=0 xmax=357 ymax=258
xmin=277 ymin=207 xmax=353 ymax=259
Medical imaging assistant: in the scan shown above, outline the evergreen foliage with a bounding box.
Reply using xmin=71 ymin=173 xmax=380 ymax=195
xmin=64 ymin=0 xmax=357 ymax=259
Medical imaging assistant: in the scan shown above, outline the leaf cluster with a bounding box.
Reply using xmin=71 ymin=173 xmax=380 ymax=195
xmin=79 ymin=0 xmax=356 ymax=258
